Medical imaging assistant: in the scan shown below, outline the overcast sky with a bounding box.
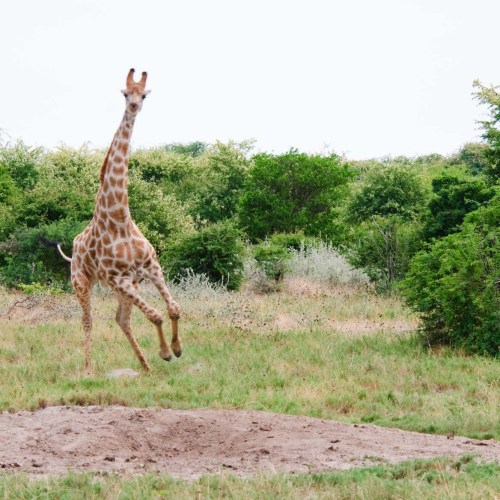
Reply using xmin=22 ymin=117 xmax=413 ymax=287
xmin=1 ymin=0 xmax=499 ymax=159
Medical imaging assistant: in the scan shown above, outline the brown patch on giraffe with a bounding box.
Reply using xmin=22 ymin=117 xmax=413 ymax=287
xmin=115 ymin=260 xmax=131 ymax=271
xmin=106 ymin=191 xmax=116 ymax=207
xmin=101 ymin=258 xmax=114 ymax=268
xmin=114 ymin=191 xmax=127 ymax=205
xmin=95 ymin=240 xmax=104 ymax=256
xmin=119 ymin=142 xmax=128 ymax=155
xmin=109 ymin=176 xmax=118 ymax=188
xmin=108 ymin=207 xmax=128 ymax=223
xmin=114 ymin=243 xmax=131 ymax=261
xmin=122 ymin=129 xmax=130 ymax=139
xmin=96 ymin=217 xmax=106 ymax=232
xmin=113 ymin=165 xmax=125 ymax=175
xmin=101 ymin=234 xmax=112 ymax=247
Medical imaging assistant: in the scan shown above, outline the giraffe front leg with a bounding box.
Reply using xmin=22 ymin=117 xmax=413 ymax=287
xmin=146 ymin=263 xmax=182 ymax=358
xmin=111 ymin=278 xmax=174 ymax=367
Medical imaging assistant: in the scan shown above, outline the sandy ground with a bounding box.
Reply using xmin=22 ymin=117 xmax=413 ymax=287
xmin=0 ymin=406 xmax=498 ymax=478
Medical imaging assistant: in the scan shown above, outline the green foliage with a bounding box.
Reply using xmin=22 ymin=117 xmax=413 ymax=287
xmin=161 ymin=220 xmax=245 ymax=290
xmin=347 ymin=165 xmax=428 ymax=223
xmin=253 ymin=243 xmax=290 ymax=282
xmin=351 ymin=216 xmax=424 ymax=290
xmin=163 ymin=141 xmax=207 ymax=157
xmin=473 ymin=81 xmax=500 ymax=183
xmin=402 ymin=195 xmax=500 ymax=356
xmin=239 ymin=150 xmax=353 ymax=241
xmin=129 ymin=147 xmax=196 ymax=186
xmin=451 ymin=142 xmax=491 ymax=175
xmin=0 ymin=219 xmax=87 ymax=289
xmin=0 ymin=140 xmax=42 ymax=189
xmin=424 ymin=174 xmax=496 ymax=240
xmin=0 ymin=164 xmax=21 ymax=239
xmin=190 ymin=141 xmax=252 ymax=224
xmin=19 ymin=147 xmax=101 ymax=227
xmin=128 ymin=172 xmax=195 ymax=256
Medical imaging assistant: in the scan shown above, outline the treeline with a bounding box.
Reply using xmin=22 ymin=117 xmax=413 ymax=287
xmin=0 ymin=82 xmax=498 ymax=355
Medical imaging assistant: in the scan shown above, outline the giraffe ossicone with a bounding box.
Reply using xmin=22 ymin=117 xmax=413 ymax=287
xmin=59 ymin=69 xmax=182 ymax=373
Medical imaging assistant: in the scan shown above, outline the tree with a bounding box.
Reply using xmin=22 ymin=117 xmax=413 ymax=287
xmin=239 ymin=150 xmax=353 ymax=241
xmin=346 ymin=166 xmax=427 ymax=289
xmin=161 ymin=220 xmax=245 ymax=290
xmin=423 ymin=174 xmax=495 ymax=240
xmin=402 ymin=194 xmax=500 ymax=356
xmin=473 ymin=81 xmax=500 ymax=183
xmin=190 ymin=141 xmax=252 ymax=224
xmin=347 ymin=165 xmax=427 ymax=223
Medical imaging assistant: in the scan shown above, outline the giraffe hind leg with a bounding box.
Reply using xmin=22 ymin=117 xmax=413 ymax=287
xmin=73 ymin=276 xmax=93 ymax=375
xmin=115 ymin=294 xmax=151 ymax=371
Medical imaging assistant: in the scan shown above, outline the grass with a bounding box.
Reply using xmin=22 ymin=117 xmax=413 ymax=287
xmin=0 ymin=278 xmax=499 ymax=497
xmin=0 ymin=457 xmax=499 ymax=499
xmin=0 ymin=280 xmax=498 ymax=441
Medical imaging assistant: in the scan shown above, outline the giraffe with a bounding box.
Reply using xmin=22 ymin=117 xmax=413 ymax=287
xmin=58 ymin=68 xmax=182 ymax=373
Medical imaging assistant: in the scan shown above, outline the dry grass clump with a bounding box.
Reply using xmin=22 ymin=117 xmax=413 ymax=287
xmin=287 ymin=242 xmax=370 ymax=286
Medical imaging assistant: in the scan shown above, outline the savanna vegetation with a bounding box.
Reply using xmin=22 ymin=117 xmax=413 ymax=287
xmin=0 ymin=82 xmax=499 ymax=496
xmin=0 ymin=82 xmax=498 ymax=355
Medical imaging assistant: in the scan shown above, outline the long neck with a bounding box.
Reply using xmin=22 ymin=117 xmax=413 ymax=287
xmin=94 ymin=112 xmax=135 ymax=224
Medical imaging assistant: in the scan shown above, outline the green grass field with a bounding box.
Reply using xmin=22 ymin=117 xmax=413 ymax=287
xmin=1 ymin=279 xmax=499 ymax=498
xmin=1 ymin=457 xmax=499 ymax=499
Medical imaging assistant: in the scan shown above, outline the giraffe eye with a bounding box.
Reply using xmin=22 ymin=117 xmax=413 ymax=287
xmin=123 ymin=93 xmax=128 ymax=98
xmin=142 ymin=95 xmax=146 ymax=100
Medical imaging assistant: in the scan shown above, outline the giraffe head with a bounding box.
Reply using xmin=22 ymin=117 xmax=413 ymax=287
xmin=121 ymin=68 xmax=150 ymax=117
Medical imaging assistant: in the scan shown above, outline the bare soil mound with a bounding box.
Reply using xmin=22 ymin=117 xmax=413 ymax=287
xmin=1 ymin=406 xmax=498 ymax=478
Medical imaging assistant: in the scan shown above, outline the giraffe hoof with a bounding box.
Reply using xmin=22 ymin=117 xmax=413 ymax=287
xmin=159 ymin=350 xmax=172 ymax=362
xmin=174 ymin=349 xmax=182 ymax=358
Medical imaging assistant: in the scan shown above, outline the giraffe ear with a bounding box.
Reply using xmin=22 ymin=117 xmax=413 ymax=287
xmin=144 ymin=90 xmax=151 ymax=96
xmin=121 ymin=89 xmax=128 ymax=96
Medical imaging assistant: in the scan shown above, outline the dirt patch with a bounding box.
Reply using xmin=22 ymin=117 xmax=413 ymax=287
xmin=1 ymin=406 xmax=498 ymax=478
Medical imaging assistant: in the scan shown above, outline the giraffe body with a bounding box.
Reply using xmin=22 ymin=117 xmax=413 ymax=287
xmin=69 ymin=69 xmax=181 ymax=373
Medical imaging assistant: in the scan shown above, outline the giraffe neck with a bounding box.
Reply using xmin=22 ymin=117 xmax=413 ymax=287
xmin=95 ymin=112 xmax=136 ymax=225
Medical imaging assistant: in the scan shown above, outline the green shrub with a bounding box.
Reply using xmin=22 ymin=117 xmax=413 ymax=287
xmin=161 ymin=220 xmax=245 ymax=291
xmin=350 ymin=216 xmax=424 ymax=290
xmin=402 ymin=195 xmax=500 ymax=355
xmin=423 ymin=174 xmax=495 ymax=240
xmin=239 ymin=150 xmax=353 ymax=241
xmin=190 ymin=141 xmax=252 ymax=224
xmin=347 ymin=165 xmax=428 ymax=223
xmin=253 ymin=243 xmax=290 ymax=282
xmin=128 ymin=173 xmax=195 ymax=256
xmin=0 ymin=140 xmax=42 ymax=190
xmin=19 ymin=147 xmax=101 ymax=227
xmin=0 ymin=219 xmax=87 ymax=289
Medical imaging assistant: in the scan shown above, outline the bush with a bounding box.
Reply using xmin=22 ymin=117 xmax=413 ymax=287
xmin=0 ymin=219 xmax=87 ymax=289
xmin=189 ymin=141 xmax=252 ymax=224
xmin=128 ymin=173 xmax=195 ymax=256
xmin=253 ymin=243 xmax=290 ymax=283
xmin=288 ymin=241 xmax=370 ymax=286
xmin=423 ymin=174 xmax=496 ymax=240
xmin=347 ymin=165 xmax=428 ymax=223
xmin=161 ymin=220 xmax=245 ymax=291
xmin=19 ymin=147 xmax=101 ymax=227
xmin=239 ymin=150 xmax=353 ymax=241
xmin=402 ymin=195 xmax=500 ymax=356
xmin=350 ymin=216 xmax=424 ymax=290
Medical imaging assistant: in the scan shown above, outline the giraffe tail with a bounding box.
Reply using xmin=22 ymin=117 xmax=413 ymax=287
xmin=40 ymin=236 xmax=73 ymax=263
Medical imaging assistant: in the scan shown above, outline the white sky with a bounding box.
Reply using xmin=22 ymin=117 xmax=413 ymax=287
xmin=1 ymin=0 xmax=499 ymax=159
